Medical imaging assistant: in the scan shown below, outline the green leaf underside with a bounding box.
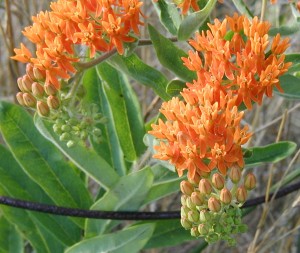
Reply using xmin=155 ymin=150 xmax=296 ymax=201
xmin=97 ymin=62 xmax=146 ymax=162
xmin=83 ymin=64 xmax=127 ymax=174
xmin=275 ymin=74 xmax=300 ymax=99
xmin=0 ymin=102 xmax=92 ymax=228
xmin=0 ymin=217 xmax=23 ymax=253
xmin=109 ymin=53 xmax=171 ymax=101
xmin=66 ymin=224 xmax=155 ymax=253
xmin=166 ymin=79 xmax=187 ymax=96
xmin=148 ymin=24 xmax=196 ymax=82
xmin=85 ymin=168 xmax=154 ymax=236
xmin=153 ymin=0 xmax=181 ymax=35
xmin=34 ymin=116 xmax=120 ymax=190
xmin=178 ymin=0 xmax=218 ymax=41
xmin=245 ymin=141 xmax=297 ymax=168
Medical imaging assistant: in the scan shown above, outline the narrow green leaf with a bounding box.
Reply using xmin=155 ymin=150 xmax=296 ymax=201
xmin=83 ymin=66 xmax=127 ymax=174
xmin=143 ymin=220 xmax=193 ymax=249
xmin=109 ymin=54 xmax=171 ymax=101
xmin=166 ymin=79 xmax=187 ymax=96
xmin=269 ymin=23 xmax=300 ymax=36
xmin=231 ymin=0 xmax=253 ymax=18
xmin=34 ymin=116 xmax=120 ymax=190
xmin=178 ymin=0 xmax=217 ymax=41
xmin=152 ymin=0 xmax=181 ymax=35
xmin=148 ymin=24 xmax=196 ymax=82
xmin=0 ymin=102 xmax=91 ymax=227
xmin=66 ymin=224 xmax=155 ymax=253
xmin=285 ymin=54 xmax=300 ymax=74
xmin=0 ymin=144 xmax=80 ymax=246
xmin=97 ymin=62 xmax=146 ymax=162
xmin=85 ymin=168 xmax=154 ymax=236
xmin=0 ymin=217 xmax=23 ymax=253
xmin=245 ymin=141 xmax=297 ymax=168
xmin=274 ymin=74 xmax=300 ymax=99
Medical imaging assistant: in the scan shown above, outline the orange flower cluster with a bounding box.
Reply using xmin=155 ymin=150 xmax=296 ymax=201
xmin=12 ymin=0 xmax=143 ymax=113
xmin=149 ymin=14 xmax=290 ymax=181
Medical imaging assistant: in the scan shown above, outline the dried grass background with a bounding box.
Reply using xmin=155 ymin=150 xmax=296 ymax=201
xmin=1 ymin=1 xmax=300 ymax=253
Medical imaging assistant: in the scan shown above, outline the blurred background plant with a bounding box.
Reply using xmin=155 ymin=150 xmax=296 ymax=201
xmin=0 ymin=0 xmax=300 ymax=252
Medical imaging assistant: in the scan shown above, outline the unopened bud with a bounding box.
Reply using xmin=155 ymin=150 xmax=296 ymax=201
xmin=180 ymin=205 xmax=190 ymax=218
xmin=190 ymin=226 xmax=200 ymax=237
xmin=199 ymin=171 xmax=210 ymax=178
xmin=60 ymin=132 xmax=71 ymax=142
xmin=31 ymin=82 xmax=44 ymax=98
xmin=199 ymin=209 xmax=210 ymax=223
xmin=180 ymin=180 xmax=194 ymax=196
xmin=198 ymin=224 xmax=209 ymax=235
xmin=220 ymin=188 xmax=232 ymax=205
xmin=212 ymin=173 xmax=225 ymax=190
xmin=236 ymin=186 xmax=248 ymax=203
xmin=67 ymin=140 xmax=76 ymax=148
xmin=187 ymin=210 xmax=199 ymax=223
xmin=229 ymin=165 xmax=242 ymax=184
xmin=181 ymin=217 xmax=192 ymax=229
xmin=44 ymin=83 xmax=57 ymax=95
xmin=199 ymin=179 xmax=212 ymax=195
xmin=61 ymin=125 xmax=71 ymax=132
xmin=244 ymin=173 xmax=256 ymax=190
xmin=186 ymin=197 xmax=196 ymax=210
xmin=181 ymin=195 xmax=188 ymax=206
xmin=47 ymin=95 xmax=60 ymax=110
xmin=16 ymin=92 xmax=25 ymax=106
xmin=189 ymin=172 xmax=201 ymax=185
xmin=26 ymin=64 xmax=35 ymax=81
xmin=208 ymin=197 xmax=221 ymax=212
xmin=23 ymin=93 xmax=36 ymax=107
xmin=36 ymin=101 xmax=50 ymax=117
xmin=33 ymin=67 xmax=45 ymax=81
xmin=22 ymin=75 xmax=33 ymax=92
xmin=17 ymin=77 xmax=25 ymax=92
xmin=191 ymin=191 xmax=204 ymax=206
xmin=93 ymin=128 xmax=102 ymax=137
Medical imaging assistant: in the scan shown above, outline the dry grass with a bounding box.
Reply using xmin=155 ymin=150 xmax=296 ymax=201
xmin=0 ymin=1 xmax=300 ymax=253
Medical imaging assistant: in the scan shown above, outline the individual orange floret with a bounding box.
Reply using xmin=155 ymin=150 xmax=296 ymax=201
xmin=177 ymin=0 xmax=200 ymax=15
xmin=121 ymin=0 xmax=144 ymax=35
xmin=11 ymin=43 xmax=32 ymax=63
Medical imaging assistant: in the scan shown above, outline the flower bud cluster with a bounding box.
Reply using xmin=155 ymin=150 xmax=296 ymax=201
xmin=179 ymin=167 xmax=256 ymax=246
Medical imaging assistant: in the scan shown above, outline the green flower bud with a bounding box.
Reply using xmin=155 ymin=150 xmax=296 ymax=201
xmin=199 ymin=179 xmax=212 ymax=195
xmin=180 ymin=205 xmax=190 ymax=218
xmin=180 ymin=180 xmax=194 ymax=196
xmin=208 ymin=197 xmax=221 ymax=212
xmin=53 ymin=124 xmax=62 ymax=134
xmin=198 ymin=224 xmax=209 ymax=235
xmin=187 ymin=210 xmax=199 ymax=223
xmin=186 ymin=196 xmax=196 ymax=210
xmin=206 ymin=234 xmax=219 ymax=243
xmin=67 ymin=140 xmax=76 ymax=148
xmin=61 ymin=125 xmax=71 ymax=132
xmin=93 ymin=128 xmax=102 ymax=137
xmin=190 ymin=226 xmax=200 ymax=237
xmin=244 ymin=172 xmax=256 ymax=190
xmin=181 ymin=195 xmax=188 ymax=206
xmin=80 ymin=131 xmax=88 ymax=140
xmin=36 ymin=101 xmax=50 ymax=117
xmin=191 ymin=191 xmax=204 ymax=206
xmin=60 ymin=132 xmax=71 ymax=142
xmin=199 ymin=210 xmax=210 ymax=223
xmin=181 ymin=217 xmax=192 ymax=229
xmin=212 ymin=173 xmax=225 ymax=190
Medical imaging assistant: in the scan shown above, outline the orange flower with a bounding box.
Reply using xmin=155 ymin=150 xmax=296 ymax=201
xmin=11 ymin=43 xmax=32 ymax=63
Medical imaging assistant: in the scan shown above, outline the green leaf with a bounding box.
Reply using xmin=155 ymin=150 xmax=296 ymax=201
xmin=143 ymin=164 xmax=183 ymax=204
xmin=66 ymin=224 xmax=155 ymax=253
xmin=152 ymin=0 xmax=181 ymax=35
xmin=85 ymin=168 xmax=154 ymax=236
xmin=109 ymin=54 xmax=171 ymax=101
xmin=83 ymin=65 xmax=127 ymax=173
xmin=34 ymin=116 xmax=120 ymax=190
xmin=97 ymin=62 xmax=146 ymax=162
xmin=231 ymin=0 xmax=253 ymax=18
xmin=0 ymin=102 xmax=91 ymax=227
xmin=178 ymin=0 xmax=217 ymax=41
xmin=143 ymin=220 xmax=193 ymax=249
xmin=148 ymin=24 xmax=196 ymax=82
xmin=285 ymin=54 xmax=300 ymax=74
xmin=269 ymin=23 xmax=300 ymax=36
xmin=274 ymin=74 xmax=300 ymax=99
xmin=166 ymin=79 xmax=187 ymax=96
xmin=0 ymin=217 xmax=23 ymax=253
xmin=0 ymin=144 xmax=81 ymax=246
xmin=244 ymin=141 xmax=297 ymax=168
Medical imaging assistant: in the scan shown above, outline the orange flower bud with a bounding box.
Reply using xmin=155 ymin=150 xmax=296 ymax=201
xmin=244 ymin=173 xmax=256 ymax=190
xmin=212 ymin=173 xmax=225 ymax=190
xmin=36 ymin=101 xmax=50 ymax=117
xmin=44 ymin=83 xmax=57 ymax=95
xmin=17 ymin=77 xmax=25 ymax=92
xmin=26 ymin=63 xmax=35 ymax=81
xmin=199 ymin=178 xmax=212 ymax=195
xmin=229 ymin=165 xmax=242 ymax=184
xmin=236 ymin=186 xmax=248 ymax=203
xmin=33 ymin=67 xmax=45 ymax=81
xmin=220 ymin=188 xmax=232 ymax=205
xmin=180 ymin=180 xmax=194 ymax=196
xmin=16 ymin=92 xmax=25 ymax=106
xmin=23 ymin=92 xmax=36 ymax=107
xmin=189 ymin=172 xmax=201 ymax=185
xmin=208 ymin=197 xmax=221 ymax=212
xmin=191 ymin=191 xmax=204 ymax=206
xmin=22 ymin=75 xmax=33 ymax=92
xmin=47 ymin=95 xmax=60 ymax=110
xmin=31 ymin=82 xmax=44 ymax=98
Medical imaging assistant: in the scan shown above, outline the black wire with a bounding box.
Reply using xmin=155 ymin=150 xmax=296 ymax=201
xmin=0 ymin=180 xmax=299 ymax=220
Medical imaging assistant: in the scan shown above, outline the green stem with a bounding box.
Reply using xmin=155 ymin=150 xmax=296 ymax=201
xmin=260 ymin=0 xmax=268 ymax=21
